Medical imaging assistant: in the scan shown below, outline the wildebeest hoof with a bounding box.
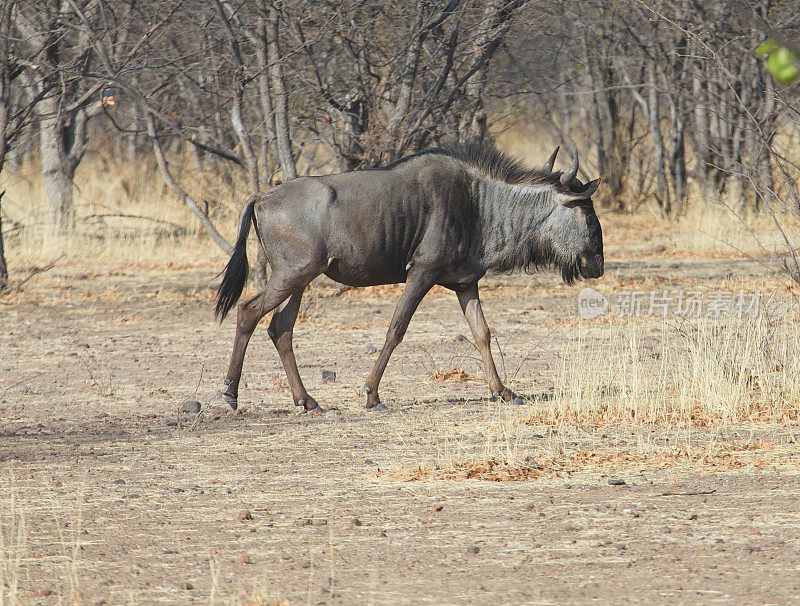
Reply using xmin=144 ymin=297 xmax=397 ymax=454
xmin=299 ymin=396 xmax=325 ymax=413
xmin=222 ymin=392 xmax=238 ymax=410
xmin=303 ymin=404 xmax=327 ymax=414
xmin=367 ymin=401 xmax=389 ymax=412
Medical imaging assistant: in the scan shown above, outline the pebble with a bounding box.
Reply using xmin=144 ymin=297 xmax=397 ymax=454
xmin=352 ymin=518 xmax=363 ymax=526
xmin=364 ymin=343 xmax=377 ymax=354
xmin=321 ymin=370 xmax=337 ymax=383
xmin=180 ymin=399 xmax=202 ymax=413
xmin=238 ymin=509 xmax=253 ymax=521
xmin=468 ymin=545 xmax=480 ymax=554
xmin=608 ymin=478 xmax=626 ymax=486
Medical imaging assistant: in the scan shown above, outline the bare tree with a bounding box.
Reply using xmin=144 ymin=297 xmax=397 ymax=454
xmin=10 ymin=1 xmax=111 ymax=230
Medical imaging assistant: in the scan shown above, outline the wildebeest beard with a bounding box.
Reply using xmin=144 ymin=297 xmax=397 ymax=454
xmin=489 ymin=235 xmax=582 ymax=284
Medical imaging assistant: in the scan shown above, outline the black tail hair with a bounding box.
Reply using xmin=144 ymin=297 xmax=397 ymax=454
xmin=215 ymin=197 xmax=258 ymax=320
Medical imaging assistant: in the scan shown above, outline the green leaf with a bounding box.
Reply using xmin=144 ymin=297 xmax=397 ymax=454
xmin=755 ymin=38 xmax=777 ymax=58
xmin=766 ymin=46 xmax=800 ymax=84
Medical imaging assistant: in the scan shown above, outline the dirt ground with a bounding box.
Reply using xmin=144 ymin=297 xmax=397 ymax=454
xmin=2 ymin=224 xmax=800 ymax=605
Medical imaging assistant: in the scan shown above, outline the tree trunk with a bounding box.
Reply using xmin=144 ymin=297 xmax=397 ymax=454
xmin=630 ymin=59 xmax=670 ymax=215
xmin=669 ymin=116 xmax=687 ymax=217
xmin=0 ymin=191 xmax=7 ymax=291
xmin=39 ymin=98 xmax=76 ymax=231
xmin=266 ymin=3 xmax=297 ymax=181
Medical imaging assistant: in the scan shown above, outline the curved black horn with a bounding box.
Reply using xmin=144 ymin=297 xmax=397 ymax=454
xmin=560 ymin=148 xmax=579 ymax=187
xmin=542 ymin=146 xmax=559 ymax=173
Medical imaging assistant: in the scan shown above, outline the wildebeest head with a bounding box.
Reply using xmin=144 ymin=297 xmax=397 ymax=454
xmin=538 ymin=147 xmax=604 ymax=281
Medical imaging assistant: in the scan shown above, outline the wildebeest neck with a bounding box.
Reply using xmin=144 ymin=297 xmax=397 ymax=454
xmin=475 ymin=175 xmax=577 ymax=280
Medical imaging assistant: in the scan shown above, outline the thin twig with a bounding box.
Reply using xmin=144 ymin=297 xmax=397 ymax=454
xmin=0 ymin=372 xmax=44 ymax=400
xmin=3 ymin=253 xmax=66 ymax=293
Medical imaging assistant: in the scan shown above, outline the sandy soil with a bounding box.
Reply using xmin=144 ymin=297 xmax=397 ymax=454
xmin=2 ymin=244 xmax=800 ymax=604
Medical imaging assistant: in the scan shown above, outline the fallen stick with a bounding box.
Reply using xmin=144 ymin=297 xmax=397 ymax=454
xmin=657 ymin=489 xmax=717 ymax=497
xmin=5 ymin=253 xmax=66 ymax=293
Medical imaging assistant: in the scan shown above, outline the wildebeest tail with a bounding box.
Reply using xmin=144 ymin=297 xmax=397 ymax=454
xmin=215 ymin=196 xmax=258 ymax=321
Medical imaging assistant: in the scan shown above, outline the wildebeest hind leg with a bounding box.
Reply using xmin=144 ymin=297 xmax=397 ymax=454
xmin=456 ymin=284 xmax=520 ymax=404
xmin=268 ymin=287 xmax=324 ymax=412
xmin=222 ymin=273 xmax=301 ymax=409
xmin=364 ymin=273 xmax=434 ymax=410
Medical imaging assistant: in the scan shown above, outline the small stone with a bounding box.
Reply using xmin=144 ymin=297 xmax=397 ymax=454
xmin=364 ymin=458 xmax=375 ymax=465
xmin=608 ymin=478 xmax=626 ymax=486
xmin=181 ymin=399 xmax=202 ymax=413
xmin=299 ymin=518 xmax=313 ymax=526
xmin=512 ymin=396 xmax=525 ymax=405
xmin=18 ymin=386 xmax=30 ymax=394
xmin=112 ymin=479 xmax=126 ymax=485
xmin=234 ymin=554 xmax=252 ymax=565
xmin=238 ymin=509 xmax=253 ymax=521
xmin=364 ymin=343 xmax=377 ymax=354
xmin=434 ymin=504 xmax=444 ymax=512
xmin=688 ymin=513 xmax=698 ymax=520
xmin=182 ymin=582 xmax=194 ymax=590
xmin=352 ymin=518 xmax=363 ymax=526
xmin=224 ymin=487 xmax=232 ymax=494
xmin=468 ymin=545 xmax=480 ymax=554
xmin=166 ymin=420 xmax=178 ymax=427
xmin=379 ymin=531 xmax=388 ymax=537
xmin=314 ymin=518 xmax=328 ymax=526
xmin=322 ymin=370 xmax=337 ymax=383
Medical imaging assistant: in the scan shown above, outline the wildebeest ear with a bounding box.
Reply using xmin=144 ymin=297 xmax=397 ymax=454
xmin=561 ymin=178 xmax=600 ymax=203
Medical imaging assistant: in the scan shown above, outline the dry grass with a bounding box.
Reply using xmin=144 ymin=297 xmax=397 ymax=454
xmin=0 ymin=153 xmax=237 ymax=269
xmin=541 ymin=313 xmax=800 ymax=426
xmin=674 ymin=199 xmax=800 ymax=256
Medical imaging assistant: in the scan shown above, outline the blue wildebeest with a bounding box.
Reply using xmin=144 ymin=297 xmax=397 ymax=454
xmin=216 ymin=142 xmax=603 ymax=412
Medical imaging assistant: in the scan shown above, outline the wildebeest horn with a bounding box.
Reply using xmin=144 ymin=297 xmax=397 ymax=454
xmin=542 ymin=146 xmax=559 ymax=173
xmin=560 ymin=148 xmax=579 ymax=187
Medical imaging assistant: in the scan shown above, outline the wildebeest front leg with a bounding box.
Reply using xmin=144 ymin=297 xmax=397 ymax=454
xmin=268 ymin=288 xmax=323 ymax=412
xmin=364 ymin=274 xmax=433 ymax=410
xmin=456 ymin=284 xmax=518 ymax=403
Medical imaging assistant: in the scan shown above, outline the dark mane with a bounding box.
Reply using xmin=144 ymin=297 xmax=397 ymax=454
xmin=380 ymin=140 xmax=560 ymax=185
